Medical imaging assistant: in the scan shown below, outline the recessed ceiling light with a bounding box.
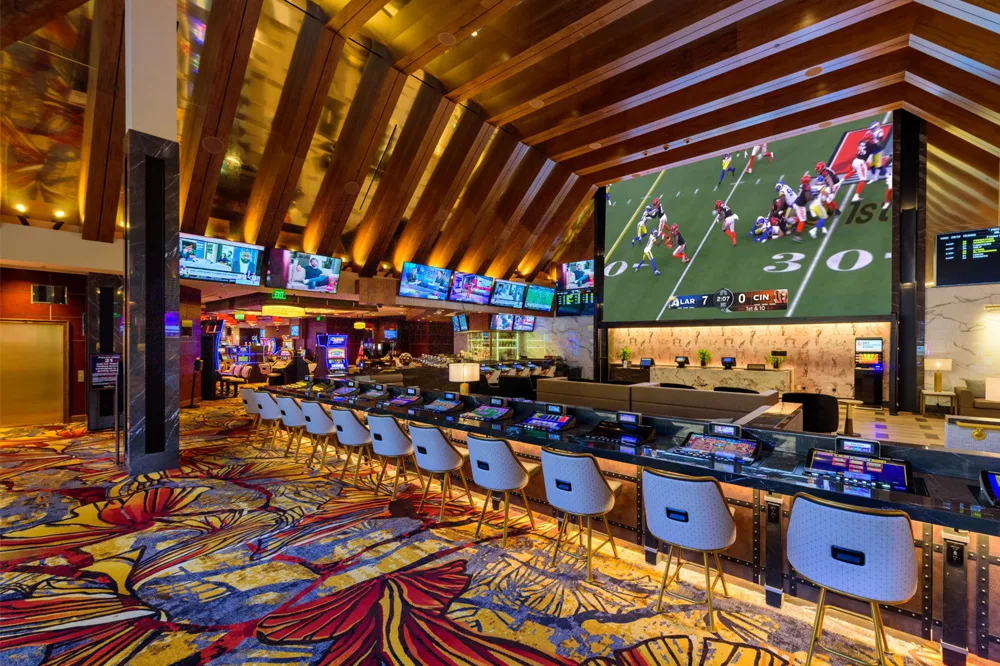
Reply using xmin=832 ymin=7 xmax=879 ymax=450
xmin=471 ymin=30 xmax=479 ymax=37
xmin=588 ymin=142 xmax=601 ymax=150
xmin=54 ymin=210 xmax=65 ymax=218
xmin=438 ymin=32 xmax=456 ymax=46
xmin=14 ymin=203 xmax=26 ymax=213
xmin=805 ymin=66 xmax=823 ymax=77
xmin=201 ymin=136 xmax=225 ymax=154
xmin=529 ymin=99 xmax=545 ymax=109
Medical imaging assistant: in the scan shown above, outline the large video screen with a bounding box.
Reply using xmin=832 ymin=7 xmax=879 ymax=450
xmin=399 ymin=262 xmax=452 ymax=301
xmin=936 ymin=227 xmax=1000 ymax=287
xmin=524 ymin=284 xmax=556 ymax=312
xmin=266 ymin=249 xmax=342 ymax=294
xmin=490 ymin=279 xmax=527 ymax=308
xmin=558 ymin=260 xmax=595 ymax=290
xmin=179 ymin=233 xmax=263 ymax=286
xmin=602 ymin=113 xmax=894 ymax=323
xmin=448 ymin=271 xmax=494 ymax=305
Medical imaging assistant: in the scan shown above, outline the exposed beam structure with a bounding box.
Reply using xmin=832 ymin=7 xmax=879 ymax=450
xmin=518 ymin=181 xmax=596 ymax=279
xmin=0 ymin=0 xmax=87 ymax=49
xmin=79 ymin=0 xmax=124 ymax=243
xmin=327 ymin=0 xmax=391 ymax=38
xmin=179 ymin=0 xmax=263 ymax=236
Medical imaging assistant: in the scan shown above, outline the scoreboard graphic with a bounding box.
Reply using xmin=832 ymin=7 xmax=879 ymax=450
xmin=667 ymin=288 xmax=789 ymax=313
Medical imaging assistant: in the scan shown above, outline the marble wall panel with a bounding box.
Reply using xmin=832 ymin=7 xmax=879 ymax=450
xmin=924 ymin=284 xmax=1000 ymax=390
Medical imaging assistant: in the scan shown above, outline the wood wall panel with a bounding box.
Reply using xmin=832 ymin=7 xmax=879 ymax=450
xmin=518 ymin=181 xmax=596 ymax=279
xmin=0 ymin=0 xmax=87 ymax=49
xmin=327 ymin=0 xmax=390 ymax=38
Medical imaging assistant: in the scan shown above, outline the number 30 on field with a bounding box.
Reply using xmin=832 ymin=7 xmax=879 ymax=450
xmin=764 ymin=249 xmax=876 ymax=273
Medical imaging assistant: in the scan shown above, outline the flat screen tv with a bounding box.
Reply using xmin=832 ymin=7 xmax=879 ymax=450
xmin=558 ymin=259 xmax=595 ymax=290
xmin=266 ymin=249 xmax=342 ymax=294
xmin=490 ymin=279 xmax=527 ymax=308
xmin=452 ymin=315 xmax=462 ymax=332
xmin=179 ymin=233 xmax=264 ymax=286
xmin=935 ymin=227 xmax=1000 ymax=286
xmin=513 ymin=315 xmax=536 ymax=332
xmin=451 ymin=313 xmax=469 ymax=332
xmin=448 ymin=271 xmax=494 ymax=305
xmin=398 ymin=262 xmax=452 ymax=300
xmin=491 ymin=313 xmax=514 ymax=331
xmin=523 ymin=284 xmax=556 ymax=312
xmin=601 ymin=113 xmax=894 ymax=323
xmin=556 ymin=288 xmax=596 ymax=316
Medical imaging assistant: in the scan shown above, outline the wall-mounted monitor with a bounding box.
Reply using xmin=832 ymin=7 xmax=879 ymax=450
xmin=451 ymin=313 xmax=469 ymax=332
xmin=558 ymin=259 xmax=595 ymax=291
xmin=491 ymin=313 xmax=514 ymax=331
xmin=600 ymin=113 xmax=894 ymax=324
xmin=935 ymin=227 xmax=1000 ymax=287
xmin=513 ymin=315 xmax=536 ymax=332
xmin=398 ymin=262 xmax=452 ymax=301
xmin=179 ymin=233 xmax=263 ymax=286
xmin=523 ymin=284 xmax=556 ymax=312
xmin=490 ymin=279 xmax=527 ymax=308
xmin=556 ymin=288 xmax=595 ymax=316
xmin=448 ymin=271 xmax=494 ymax=305
xmin=266 ymin=249 xmax=342 ymax=294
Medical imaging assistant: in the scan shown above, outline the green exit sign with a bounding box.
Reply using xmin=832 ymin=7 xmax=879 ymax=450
xmin=272 ymin=289 xmax=287 ymax=300
xmin=234 ymin=313 xmax=245 ymax=321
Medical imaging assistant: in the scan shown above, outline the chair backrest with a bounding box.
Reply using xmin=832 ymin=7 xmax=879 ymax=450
xmin=540 ymin=448 xmax=615 ymax=516
xmin=781 ymin=392 xmax=840 ymax=433
xmin=409 ymin=423 xmax=464 ymax=473
xmin=642 ymin=469 xmax=736 ymax=551
xmin=241 ymin=365 xmax=253 ymax=379
xmin=275 ymin=396 xmax=306 ymax=428
xmin=367 ymin=414 xmax=414 ymax=457
xmin=329 ymin=407 xmax=371 ymax=447
xmin=467 ymin=434 xmax=529 ymax=492
xmin=714 ymin=386 xmax=758 ymax=394
xmin=239 ymin=387 xmax=260 ymax=414
xmin=486 ymin=370 xmax=501 ymax=384
xmin=300 ymin=401 xmax=335 ymax=436
xmin=255 ymin=391 xmax=282 ymax=420
xmin=786 ymin=494 xmax=917 ymax=604
xmin=230 ymin=363 xmax=243 ymax=377
xmin=541 ymin=366 xmax=556 ymax=377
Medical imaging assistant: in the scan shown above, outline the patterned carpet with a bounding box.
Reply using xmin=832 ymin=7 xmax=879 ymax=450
xmin=0 ymin=399 xmax=942 ymax=666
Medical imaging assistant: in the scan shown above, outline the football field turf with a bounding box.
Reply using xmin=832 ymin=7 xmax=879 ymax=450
xmin=602 ymin=113 xmax=893 ymax=323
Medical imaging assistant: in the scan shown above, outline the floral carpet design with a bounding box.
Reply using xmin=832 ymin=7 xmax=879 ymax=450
xmin=0 ymin=400 xmax=942 ymax=665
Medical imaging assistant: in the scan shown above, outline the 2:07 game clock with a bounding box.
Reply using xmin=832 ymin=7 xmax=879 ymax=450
xmin=668 ymin=288 xmax=789 ymax=313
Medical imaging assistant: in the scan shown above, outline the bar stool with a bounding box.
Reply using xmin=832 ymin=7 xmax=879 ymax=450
xmin=254 ymin=390 xmax=283 ymax=448
xmin=540 ymin=448 xmax=621 ymax=582
xmin=329 ymin=407 xmax=374 ymax=484
xmin=467 ymin=433 xmax=539 ymax=546
xmin=275 ymin=396 xmax=307 ymax=459
xmin=641 ymin=469 xmax=735 ymax=631
xmin=367 ymin=414 xmax=423 ymax=499
xmin=238 ymin=387 xmax=261 ymax=441
xmin=787 ymin=493 xmax=917 ymax=666
xmin=408 ymin=423 xmax=473 ymax=522
xmin=300 ymin=400 xmax=338 ymax=468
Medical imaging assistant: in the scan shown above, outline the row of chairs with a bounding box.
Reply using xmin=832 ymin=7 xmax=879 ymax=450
xmin=239 ymin=388 xmax=914 ymax=665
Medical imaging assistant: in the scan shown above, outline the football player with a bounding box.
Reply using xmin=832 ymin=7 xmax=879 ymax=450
xmin=714 ymin=200 xmax=739 ymax=246
xmin=650 ymin=197 xmax=670 ymax=240
xmin=668 ymin=223 xmax=689 ymax=263
xmin=799 ymin=174 xmax=829 ymax=239
xmin=866 ymin=121 xmax=888 ymax=179
xmin=814 ymin=161 xmax=842 ymax=217
xmin=882 ymin=157 xmax=893 ymax=210
xmin=718 ymin=153 xmax=737 ymax=186
xmin=634 ymin=230 xmax=662 ymax=275
xmin=747 ymin=143 xmax=774 ymax=174
xmin=631 ymin=205 xmax=653 ymax=247
xmin=851 ymin=135 xmax=876 ymax=202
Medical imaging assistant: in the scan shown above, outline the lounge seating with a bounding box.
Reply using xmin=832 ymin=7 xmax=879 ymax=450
xmin=782 ymin=392 xmax=839 ymax=433
xmin=956 ymin=386 xmax=1000 ymax=418
xmin=536 ymin=378 xmax=630 ymax=412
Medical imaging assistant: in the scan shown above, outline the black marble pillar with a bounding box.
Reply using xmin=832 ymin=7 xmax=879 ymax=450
xmin=85 ymin=272 xmax=123 ymax=430
xmin=124 ymin=130 xmax=180 ymax=475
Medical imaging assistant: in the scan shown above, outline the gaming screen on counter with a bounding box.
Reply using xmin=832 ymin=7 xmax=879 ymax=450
xmin=179 ymin=233 xmax=263 ymax=286
xmin=398 ymin=262 xmax=452 ymax=300
xmin=265 ymin=250 xmax=342 ymax=294
xmin=448 ymin=271 xmax=494 ymax=305
xmin=490 ymin=279 xmax=527 ymax=308
xmin=601 ymin=113 xmax=894 ymax=323
xmin=523 ymin=284 xmax=556 ymax=312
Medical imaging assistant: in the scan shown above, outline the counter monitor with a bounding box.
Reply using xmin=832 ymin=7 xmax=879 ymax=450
xmin=423 ymin=398 xmax=463 ymax=413
xmin=806 ymin=449 xmax=910 ymax=492
xmin=707 ymin=422 xmax=741 ymax=439
xmin=836 ymin=437 xmax=880 ymax=458
xmin=980 ymin=471 xmax=1000 ymax=507
xmin=640 ymin=357 xmax=655 ymax=367
xmin=721 ymin=356 xmax=736 ymax=370
xmin=521 ymin=412 xmax=576 ymax=432
xmin=388 ymin=394 xmax=422 ymax=407
xmin=676 ymin=432 xmax=759 ymax=464
xmin=675 ymin=356 xmax=688 ymax=368
xmin=464 ymin=405 xmax=513 ymax=421
xmin=617 ymin=411 xmax=642 ymax=426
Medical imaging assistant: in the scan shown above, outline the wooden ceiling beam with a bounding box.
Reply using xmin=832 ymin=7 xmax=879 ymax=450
xmin=904 ymin=50 xmax=1000 ymax=126
xmin=79 ymin=0 xmax=124 ymax=243
xmin=392 ymin=107 xmax=493 ymax=271
xmin=394 ymin=0 xmax=520 ymax=74
xmin=426 ymin=130 xmax=524 ymax=268
xmin=303 ymin=47 xmax=406 ymax=256
xmin=903 ymin=85 xmax=1000 ymax=157
xmin=910 ymin=4 xmax=1000 ymax=75
xmin=447 ymin=0 xmax=655 ymax=103
xmin=327 ymin=0 xmax=390 ymax=38
xmin=179 ymin=0 xmax=264 ymax=236
xmin=457 ymin=149 xmax=553 ymax=274
xmin=589 ymin=83 xmax=906 ymax=183
xmin=569 ymin=51 xmax=909 ymax=175
xmin=533 ymin=199 xmax=595 ymax=281
xmin=242 ymin=10 xmax=344 ymax=247
xmin=553 ymin=215 xmax=595 ymax=265
xmin=518 ymin=181 xmax=596 ymax=280
xmin=353 ymin=81 xmax=455 ymax=277
xmin=0 ymin=0 xmax=87 ymax=49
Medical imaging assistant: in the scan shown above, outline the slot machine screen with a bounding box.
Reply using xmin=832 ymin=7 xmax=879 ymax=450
xmin=806 ymin=450 xmax=909 ymax=491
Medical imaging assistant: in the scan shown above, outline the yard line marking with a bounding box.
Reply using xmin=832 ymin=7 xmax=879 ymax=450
xmin=755 ymin=178 xmax=760 ymax=185
xmin=676 ymin=191 xmax=681 ymax=197
xmin=626 ymin=199 xmax=631 ymax=204
xmin=656 ymin=160 xmax=751 ymax=320
xmin=693 ymin=188 xmax=699 ymax=195
xmin=785 ymin=183 xmax=856 ymax=317
xmin=606 ymin=171 xmax=666 ymax=261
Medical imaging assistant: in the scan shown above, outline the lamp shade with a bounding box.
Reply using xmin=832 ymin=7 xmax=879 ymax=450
xmin=987 ymin=377 xmax=1000 ymax=401
xmin=449 ymin=363 xmax=480 ymax=383
xmin=925 ymin=358 xmax=952 ymax=372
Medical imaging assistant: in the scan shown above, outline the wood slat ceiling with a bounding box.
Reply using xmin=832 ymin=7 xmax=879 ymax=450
xmin=2 ymin=0 xmax=998 ymax=282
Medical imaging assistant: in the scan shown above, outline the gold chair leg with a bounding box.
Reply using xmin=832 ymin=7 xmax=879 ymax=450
xmin=458 ymin=469 xmax=474 ymax=507
xmin=520 ymin=489 xmax=535 ymax=528
xmin=551 ymin=511 xmax=570 ymax=567
xmin=502 ymin=492 xmax=511 ymax=547
xmin=339 ymin=447 xmax=352 ymax=480
xmin=418 ymin=472 xmax=433 ymax=512
xmin=390 ymin=457 xmax=402 ymax=500
xmin=578 ymin=515 xmax=584 ymax=546
xmin=319 ymin=435 xmax=331 ymax=468
xmin=713 ymin=552 xmax=730 ymax=597
xmin=411 ymin=454 xmax=424 ymax=487
xmin=602 ymin=515 xmax=619 ymax=558
xmin=873 ymin=602 xmax=892 ymax=657
xmin=293 ymin=430 xmax=304 ymax=459
xmin=438 ymin=474 xmax=450 ymax=522
xmin=804 ymin=587 xmax=827 ymax=666
xmin=375 ymin=455 xmax=389 ymax=493
xmin=871 ymin=602 xmax=887 ymax=666
xmin=352 ymin=447 xmax=364 ymax=485
xmin=269 ymin=422 xmax=280 ymax=449
xmin=475 ymin=489 xmax=492 ymax=537
xmin=586 ymin=516 xmax=594 ymax=582
xmin=703 ymin=552 xmax=716 ymax=632
xmin=655 ymin=545 xmax=674 ymax=612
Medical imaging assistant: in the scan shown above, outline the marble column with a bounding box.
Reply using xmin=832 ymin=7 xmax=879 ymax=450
xmin=85 ymin=272 xmax=123 ymax=430
xmin=124 ymin=130 xmax=180 ymax=475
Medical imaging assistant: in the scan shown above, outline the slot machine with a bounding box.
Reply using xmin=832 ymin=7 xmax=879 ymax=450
xmin=854 ymin=338 xmax=884 ymax=407
xmin=326 ymin=334 xmax=349 ymax=375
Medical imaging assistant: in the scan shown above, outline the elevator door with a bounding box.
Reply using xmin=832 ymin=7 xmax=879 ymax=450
xmin=0 ymin=321 xmax=67 ymax=426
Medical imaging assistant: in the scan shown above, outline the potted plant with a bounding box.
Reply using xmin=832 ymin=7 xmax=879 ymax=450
xmin=619 ymin=346 xmax=633 ymax=368
xmin=696 ymin=349 xmax=711 ymax=367
xmin=766 ymin=354 xmax=784 ymax=370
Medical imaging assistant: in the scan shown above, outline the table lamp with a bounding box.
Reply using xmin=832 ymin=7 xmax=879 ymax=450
xmin=925 ymin=357 xmax=952 ymax=392
xmin=987 ymin=377 xmax=1000 ymax=401
xmin=449 ymin=362 xmax=480 ymax=395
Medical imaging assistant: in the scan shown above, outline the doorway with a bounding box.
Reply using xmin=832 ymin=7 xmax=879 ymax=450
xmin=0 ymin=320 xmax=69 ymax=427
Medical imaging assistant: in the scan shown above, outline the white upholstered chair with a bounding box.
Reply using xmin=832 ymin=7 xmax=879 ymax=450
xmin=642 ymin=469 xmax=735 ymax=630
xmin=330 ymin=407 xmax=374 ymax=484
xmin=367 ymin=414 xmax=423 ymax=499
xmin=300 ymin=400 xmax=338 ymax=468
xmin=254 ymin=391 xmax=283 ymax=448
xmin=787 ymin=493 xmax=918 ymax=666
xmin=239 ymin=387 xmax=261 ymax=441
xmin=467 ymin=434 xmax=540 ymax=546
xmin=275 ymin=396 xmax=307 ymax=459
xmin=540 ymin=448 xmax=621 ymax=581
xmin=408 ymin=423 xmax=473 ymax=521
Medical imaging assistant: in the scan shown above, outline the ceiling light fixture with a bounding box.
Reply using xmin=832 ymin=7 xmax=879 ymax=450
xmin=529 ymin=99 xmax=545 ymax=109
xmin=14 ymin=203 xmax=27 ymax=213
xmin=438 ymin=32 xmax=456 ymax=46
xmin=588 ymin=142 xmax=602 ymax=150
xmin=54 ymin=210 xmax=65 ymax=218
xmin=471 ymin=30 xmax=479 ymax=37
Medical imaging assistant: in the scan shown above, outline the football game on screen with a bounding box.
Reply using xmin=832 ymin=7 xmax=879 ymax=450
xmin=602 ymin=114 xmax=894 ymax=323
